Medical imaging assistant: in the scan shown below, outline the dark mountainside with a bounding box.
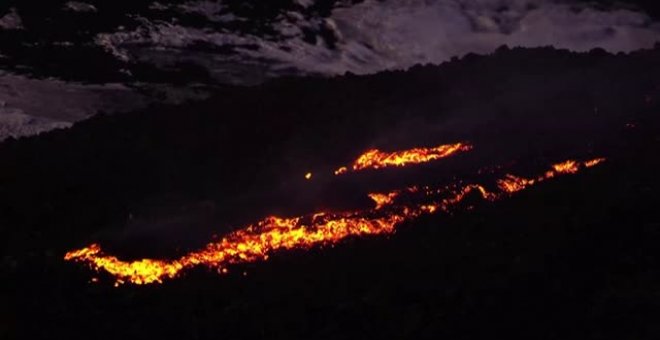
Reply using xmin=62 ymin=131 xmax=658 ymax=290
xmin=2 ymin=46 xmax=660 ymax=339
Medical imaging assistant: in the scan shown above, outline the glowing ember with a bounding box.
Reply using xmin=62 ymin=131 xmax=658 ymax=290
xmin=335 ymin=142 xmax=472 ymax=174
xmin=497 ymin=175 xmax=536 ymax=193
xmin=64 ymin=157 xmax=605 ymax=286
xmin=584 ymin=158 xmax=606 ymax=168
xmin=305 ymin=172 xmax=312 ymax=180
xmin=552 ymin=160 xmax=579 ymax=174
xmin=368 ymin=192 xmax=399 ymax=209
xmin=334 ymin=167 xmax=348 ymax=175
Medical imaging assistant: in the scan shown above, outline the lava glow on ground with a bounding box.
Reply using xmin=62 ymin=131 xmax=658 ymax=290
xmin=64 ymin=143 xmax=605 ymax=286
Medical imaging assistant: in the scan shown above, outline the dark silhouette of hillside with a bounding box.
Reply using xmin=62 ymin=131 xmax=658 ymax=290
xmin=2 ymin=46 xmax=660 ymax=339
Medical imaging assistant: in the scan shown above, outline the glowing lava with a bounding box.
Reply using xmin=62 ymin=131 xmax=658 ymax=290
xmin=497 ymin=159 xmax=598 ymax=194
xmin=64 ymin=157 xmax=605 ymax=285
xmin=335 ymin=142 xmax=472 ymax=175
xmin=368 ymin=192 xmax=399 ymax=209
xmin=585 ymin=158 xmax=606 ymax=168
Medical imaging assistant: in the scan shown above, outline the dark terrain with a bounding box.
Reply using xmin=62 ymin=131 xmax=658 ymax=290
xmin=2 ymin=46 xmax=660 ymax=339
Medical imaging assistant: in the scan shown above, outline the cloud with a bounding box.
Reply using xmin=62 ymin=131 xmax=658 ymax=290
xmin=0 ymin=72 xmax=149 ymax=140
xmin=0 ymin=109 xmax=71 ymax=141
xmin=94 ymin=0 xmax=660 ymax=82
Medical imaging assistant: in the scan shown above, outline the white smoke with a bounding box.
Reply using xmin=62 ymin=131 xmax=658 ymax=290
xmin=95 ymin=0 xmax=660 ymax=80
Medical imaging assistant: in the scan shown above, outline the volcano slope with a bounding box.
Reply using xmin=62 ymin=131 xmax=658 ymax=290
xmin=3 ymin=46 xmax=660 ymax=339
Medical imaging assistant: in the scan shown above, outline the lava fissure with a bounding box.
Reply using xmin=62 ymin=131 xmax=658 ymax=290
xmin=65 ymin=154 xmax=605 ymax=285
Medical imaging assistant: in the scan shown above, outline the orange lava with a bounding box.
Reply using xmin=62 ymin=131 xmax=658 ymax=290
xmin=368 ymin=192 xmax=399 ymax=209
xmin=65 ymin=212 xmax=408 ymax=285
xmin=64 ymin=157 xmax=605 ymax=285
xmin=552 ymin=160 xmax=579 ymax=174
xmin=335 ymin=142 xmax=472 ymax=174
xmin=497 ymin=159 xmax=602 ymax=194
xmin=584 ymin=158 xmax=606 ymax=168
xmin=497 ymin=175 xmax=536 ymax=193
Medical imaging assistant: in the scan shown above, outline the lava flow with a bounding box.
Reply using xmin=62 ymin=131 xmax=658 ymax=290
xmin=334 ymin=142 xmax=472 ymax=175
xmin=496 ymin=159 xmax=605 ymax=193
xmin=65 ymin=155 xmax=605 ymax=286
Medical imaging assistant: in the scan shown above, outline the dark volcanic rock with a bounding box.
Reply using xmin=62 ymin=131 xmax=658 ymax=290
xmin=2 ymin=46 xmax=660 ymax=339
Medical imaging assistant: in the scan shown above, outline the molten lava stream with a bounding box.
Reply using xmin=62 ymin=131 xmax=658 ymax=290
xmin=334 ymin=142 xmax=472 ymax=175
xmin=65 ymin=158 xmax=605 ymax=286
